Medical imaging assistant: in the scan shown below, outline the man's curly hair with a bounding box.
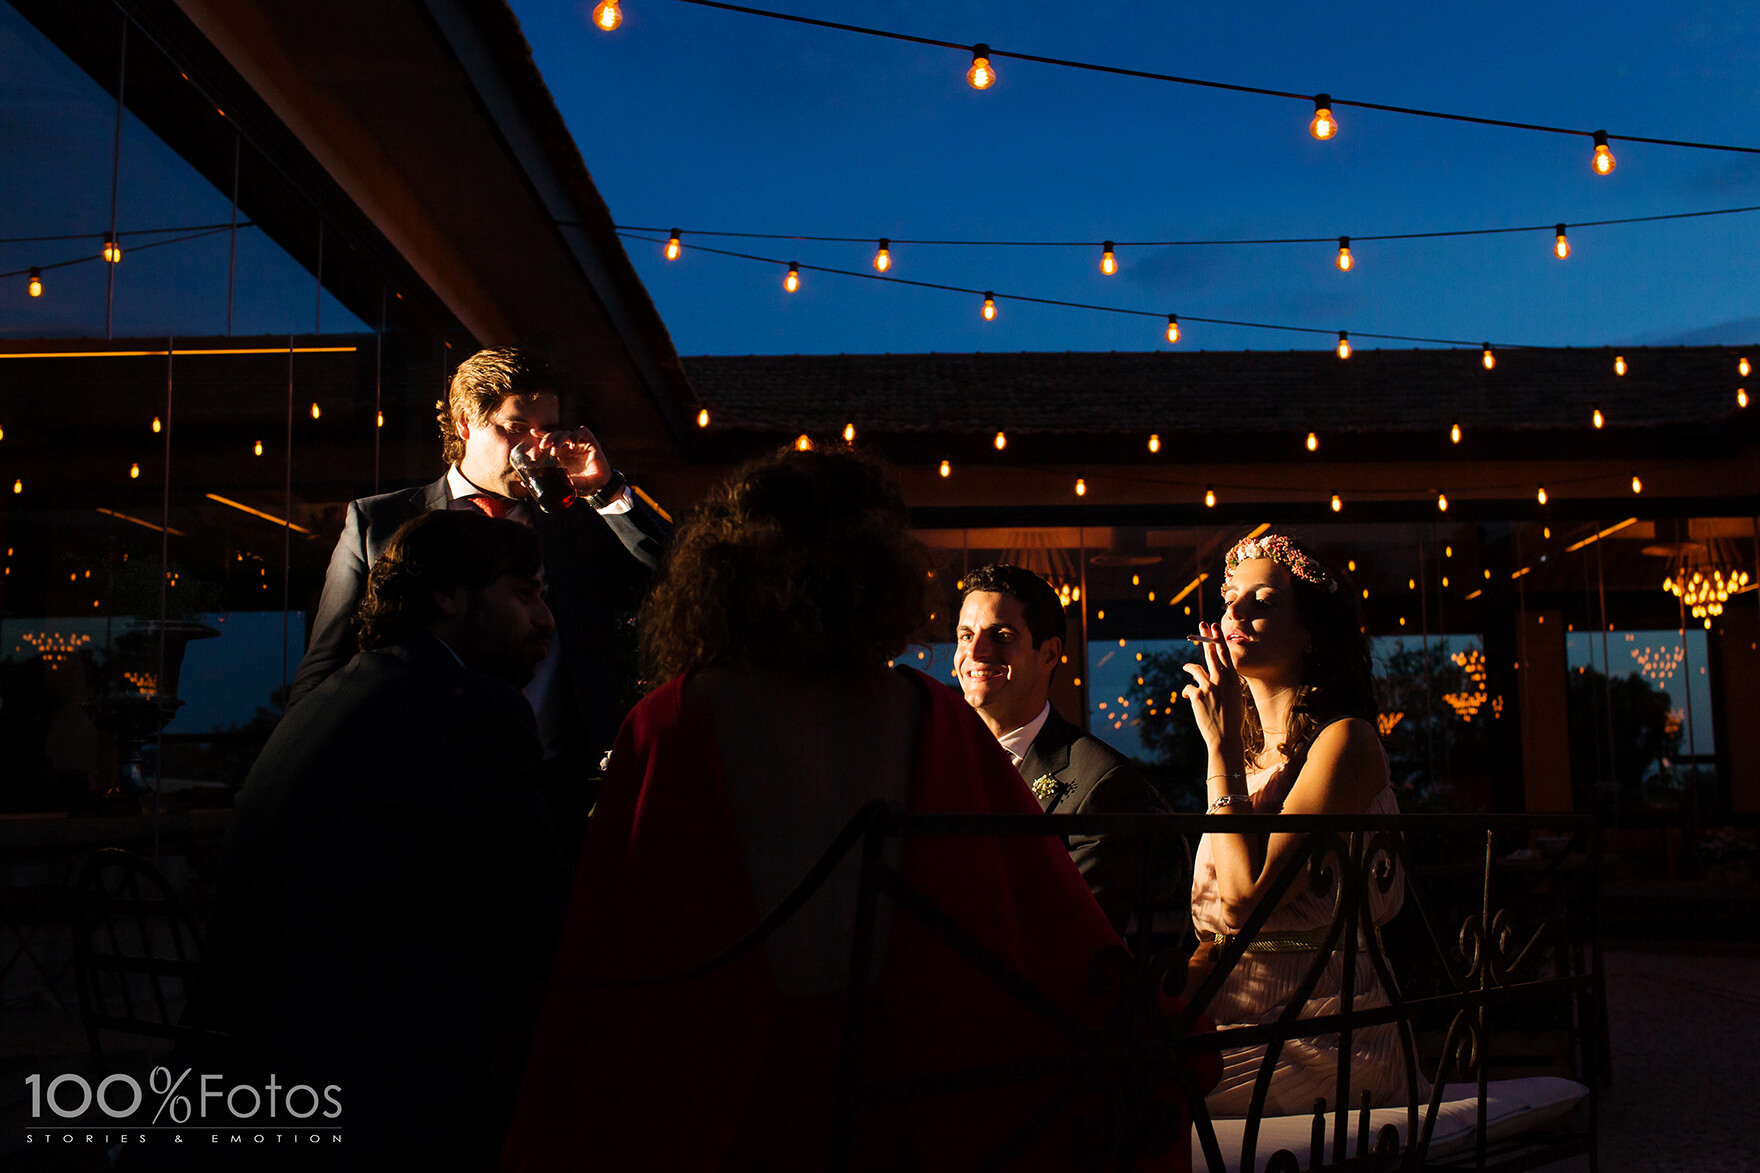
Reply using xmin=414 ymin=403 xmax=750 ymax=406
xmin=437 ymin=347 xmax=555 ymax=466
xmin=639 ymin=446 xmax=934 ymax=680
xmin=355 ymin=510 xmax=541 ymax=651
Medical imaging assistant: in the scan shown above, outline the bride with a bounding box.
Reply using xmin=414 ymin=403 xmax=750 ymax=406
xmin=1181 ymin=534 xmax=1413 ymax=1116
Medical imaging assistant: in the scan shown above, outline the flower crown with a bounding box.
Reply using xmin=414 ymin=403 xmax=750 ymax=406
xmin=1224 ymin=534 xmax=1339 ymax=594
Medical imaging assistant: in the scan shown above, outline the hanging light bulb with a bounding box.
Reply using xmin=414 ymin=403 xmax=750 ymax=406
xmin=1437 ymin=490 xmax=1449 ymax=512
xmin=1147 ymin=433 xmax=1160 ymax=453
xmin=982 ymin=292 xmax=996 ymax=320
xmin=1204 ymin=486 xmax=1216 ymax=508
xmin=1074 ymin=478 xmax=1087 ymax=496
xmin=696 ymin=408 xmax=710 ymax=428
xmin=1592 ymin=406 xmax=1605 ymax=429
xmin=1450 ymin=421 xmax=1462 ymax=445
xmin=1554 ymin=224 xmax=1570 ymax=259
xmin=1482 ymin=343 xmax=1495 ymax=370
xmin=254 ymin=439 xmax=263 ymax=456
xmin=1739 ymin=387 xmax=1750 ymax=409
xmin=1100 ymin=242 xmax=1117 ymax=276
xmin=27 ymin=267 xmax=42 ymax=297
xmin=1335 ymin=236 xmax=1353 ymax=272
xmin=1330 ymin=492 xmax=1343 ymax=512
xmin=664 ymin=229 xmax=681 ymax=260
xmin=310 ymin=402 xmax=321 ymax=420
xmin=591 ymin=0 xmax=622 ymax=31
xmin=129 ymin=462 xmax=140 ymax=479
xmin=1163 ymin=314 xmax=1181 ymax=345
xmin=151 ymin=416 xmax=161 ymax=433
xmin=993 ymin=430 xmax=1007 ymax=450
xmin=1631 ymin=473 xmax=1643 ymax=494
xmin=1336 ymin=331 xmax=1351 ymax=360
xmin=102 ymin=239 xmax=122 ymax=263
xmin=1305 ymin=431 xmax=1319 ymax=452
xmin=1309 ymin=93 xmax=1336 ymax=140
xmin=1537 ymin=484 xmax=1548 ymax=505
xmin=794 ymin=433 xmax=813 ymax=452
xmin=1740 ymin=357 xmax=1751 ymax=377
xmin=1614 ymin=354 xmax=1627 ymax=376
xmin=966 ymin=44 xmax=995 ymax=90
xmin=1591 ymin=130 xmax=1616 ymax=175
xmin=842 ymin=422 xmax=856 ymax=443
xmin=377 ymin=410 xmax=384 ymax=428
xmin=11 ymin=479 xmax=20 ymax=494
xmin=939 ymin=459 xmax=952 ymax=478
xmin=784 ymin=263 xmax=800 ymax=293
xmin=873 ymin=239 xmax=891 ymax=272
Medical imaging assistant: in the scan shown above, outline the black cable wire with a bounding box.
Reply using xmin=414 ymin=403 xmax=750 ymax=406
xmin=615 ymin=229 xmax=1500 ymax=348
xmin=606 ymin=203 xmax=1760 ymax=248
xmin=0 ymin=226 xmax=240 ymax=280
xmin=667 ymin=0 xmax=1760 ymax=155
xmin=0 ymin=221 xmax=253 ymax=245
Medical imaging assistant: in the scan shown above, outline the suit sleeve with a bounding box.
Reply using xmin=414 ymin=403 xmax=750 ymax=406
xmin=287 ymin=499 xmax=371 ymax=707
xmin=1067 ymin=754 xmax=1172 ymax=933
xmin=597 ymin=484 xmax=672 ymax=575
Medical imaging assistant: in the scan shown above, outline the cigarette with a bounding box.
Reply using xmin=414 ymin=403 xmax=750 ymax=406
xmin=1189 ymin=634 xmax=1225 ymax=643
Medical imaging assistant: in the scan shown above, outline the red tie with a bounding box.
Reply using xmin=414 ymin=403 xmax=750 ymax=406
xmin=468 ymin=494 xmax=512 ymax=518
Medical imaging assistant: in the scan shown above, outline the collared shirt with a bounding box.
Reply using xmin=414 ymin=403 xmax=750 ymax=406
xmin=444 ymin=463 xmax=630 ymax=759
xmin=996 ymin=701 xmax=1052 ymax=769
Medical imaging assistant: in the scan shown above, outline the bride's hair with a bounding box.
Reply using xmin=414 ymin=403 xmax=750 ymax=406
xmin=1240 ymin=555 xmax=1377 ymax=764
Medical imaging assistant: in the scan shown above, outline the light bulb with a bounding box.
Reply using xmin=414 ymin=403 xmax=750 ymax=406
xmin=310 ymin=402 xmax=321 ymax=420
xmin=102 ymin=240 xmax=122 ymax=263
xmin=1741 ymin=357 xmax=1751 ymax=377
xmin=1614 ymin=355 xmax=1627 ymax=376
xmin=1336 ymin=237 xmax=1352 ymax=271
xmin=1147 ymin=433 xmax=1160 ymax=453
xmin=843 ymin=422 xmax=856 ymax=443
xmin=1554 ymin=224 xmax=1570 ymax=260
xmin=1204 ymin=486 xmax=1216 ymax=508
xmin=151 ymin=416 xmax=161 ymax=433
xmin=1537 ymin=484 xmax=1548 ymax=505
xmin=254 ymin=439 xmax=263 ymax=456
xmin=27 ymin=267 xmax=42 ymax=297
xmin=11 ymin=480 xmax=19 ymax=494
xmin=1592 ymin=131 xmax=1616 ymax=175
xmin=665 ymin=229 xmax=680 ymax=260
xmin=1482 ymin=344 xmax=1495 ymax=370
xmin=1075 ymin=478 xmax=1087 ymax=496
xmin=1631 ymin=474 xmax=1642 ymax=494
xmin=1165 ymin=314 xmax=1180 ymax=344
xmin=1100 ymin=242 xmax=1117 ymax=276
xmin=873 ymin=239 xmax=890 ymax=272
xmin=1336 ymin=332 xmax=1351 ymax=360
xmin=784 ymin=263 xmax=799 ymax=293
xmin=1450 ymin=421 xmax=1462 ymax=445
xmin=591 ymin=0 xmax=622 ymax=31
xmin=129 ymin=463 xmax=140 ymax=479
xmin=1739 ymin=388 xmax=1750 ymax=409
xmin=696 ymin=408 xmax=710 ymax=428
xmin=993 ymin=430 xmax=1007 ymax=450
xmin=982 ymin=292 xmax=996 ymax=320
xmin=939 ymin=459 xmax=952 ymax=478
xmin=1309 ymin=93 xmax=1336 ymax=140
xmin=1592 ymin=406 xmax=1605 ymax=429
xmin=794 ymin=433 xmax=813 ymax=452
xmin=966 ymin=44 xmax=995 ymax=89
xmin=1330 ymin=493 xmax=1343 ymax=512
xmin=1305 ymin=431 xmax=1318 ymax=452
xmin=1437 ymin=491 xmax=1449 ymax=512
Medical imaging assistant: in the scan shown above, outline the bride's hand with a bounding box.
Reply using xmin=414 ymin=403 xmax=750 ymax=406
xmin=1181 ymin=621 xmax=1242 ymax=751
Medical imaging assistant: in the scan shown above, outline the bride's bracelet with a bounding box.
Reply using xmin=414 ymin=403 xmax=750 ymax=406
xmin=1207 ymin=794 xmax=1253 ymax=814
xmin=1205 ymin=772 xmax=1245 ymax=785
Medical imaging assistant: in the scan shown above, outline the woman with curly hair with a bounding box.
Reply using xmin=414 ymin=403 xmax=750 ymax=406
xmin=1181 ymin=534 xmax=1413 ymax=1116
xmin=504 ymin=446 xmax=1215 ymax=1172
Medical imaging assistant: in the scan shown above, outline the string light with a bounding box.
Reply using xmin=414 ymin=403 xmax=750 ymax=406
xmin=377 ymin=410 xmax=384 ymax=427
xmin=1450 ymin=421 xmax=1462 ymax=445
xmin=1614 ymin=354 xmax=1627 ymax=376
xmin=966 ymin=43 xmax=995 ymax=90
xmin=1309 ymin=94 xmax=1336 ymax=140
xmin=1631 ymin=473 xmax=1643 ymax=494
xmin=1075 ymin=478 xmax=1087 ymax=496
xmin=151 ymin=416 xmax=161 ymax=433
xmin=591 ymin=0 xmax=622 ymax=31
xmin=1592 ymin=130 xmax=1616 ymax=175
xmin=254 ymin=439 xmax=263 ymax=456
xmin=1305 ymin=431 xmax=1319 ymax=451
xmin=1537 ymin=484 xmax=1548 ymax=505
xmin=1165 ymin=314 xmax=1180 ymax=344
xmin=1330 ymin=492 xmax=1343 ymax=512
xmin=873 ymin=239 xmax=891 ymax=272
xmin=784 ymin=263 xmax=800 ymax=292
xmin=993 ymin=430 xmax=1007 ymax=450
xmin=1592 ymin=406 xmax=1605 ymax=429
xmin=1204 ymin=486 xmax=1216 ymax=508
xmin=696 ymin=408 xmax=710 ymax=428
xmin=129 ymin=463 xmax=139 ymax=479
xmin=1739 ymin=387 xmax=1750 ymax=408
xmin=1147 ymin=433 xmax=1160 ymax=453
xmin=1336 ymin=237 xmax=1353 ymax=271
xmin=939 ymin=459 xmax=952 ymax=477
xmin=665 ymin=229 xmax=681 ymax=260
xmin=1100 ymin=242 xmax=1117 ymax=275
xmin=11 ymin=479 xmax=19 ymax=494
xmin=794 ymin=433 xmax=813 ymax=451
xmin=1482 ymin=343 xmax=1495 ymax=370
xmin=982 ymin=291 xmax=996 ymax=320
xmin=1741 ymin=357 xmax=1752 ymax=377
xmin=843 ymin=422 xmax=856 ymax=442
xmin=310 ymin=402 xmax=321 ymax=420
xmin=1554 ymin=224 xmax=1571 ymax=259
xmin=102 ymin=239 xmax=122 ymax=263
xmin=1336 ymin=332 xmax=1351 ymax=359
xmin=27 ymin=267 xmax=42 ymax=297
xmin=1437 ymin=490 xmax=1449 ymax=512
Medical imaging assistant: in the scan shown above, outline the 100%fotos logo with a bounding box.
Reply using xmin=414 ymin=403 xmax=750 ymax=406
xmin=26 ymin=1067 xmax=341 ymax=1122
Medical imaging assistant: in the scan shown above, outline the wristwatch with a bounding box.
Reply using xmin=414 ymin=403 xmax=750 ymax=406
xmin=584 ymin=469 xmax=627 ymax=510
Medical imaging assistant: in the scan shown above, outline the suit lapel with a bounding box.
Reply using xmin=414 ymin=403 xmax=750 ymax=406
xmin=1020 ymin=708 xmax=1078 ymax=812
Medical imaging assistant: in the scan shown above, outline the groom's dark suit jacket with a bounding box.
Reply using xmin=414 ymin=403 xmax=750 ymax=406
xmin=288 ymin=472 xmax=670 ymax=758
xmin=1021 ymin=705 xmax=1175 ymax=933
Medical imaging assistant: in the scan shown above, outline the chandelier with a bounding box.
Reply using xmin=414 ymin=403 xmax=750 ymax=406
xmin=1002 ymin=532 xmax=1081 ymax=608
xmin=1658 ymin=539 xmax=1751 ymax=628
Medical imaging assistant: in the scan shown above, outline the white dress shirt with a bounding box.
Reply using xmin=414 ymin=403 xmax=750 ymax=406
xmin=995 ymin=701 xmax=1053 ymax=769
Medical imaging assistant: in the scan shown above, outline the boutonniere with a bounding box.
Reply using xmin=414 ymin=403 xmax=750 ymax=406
xmin=1031 ymin=774 xmax=1069 ymax=804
